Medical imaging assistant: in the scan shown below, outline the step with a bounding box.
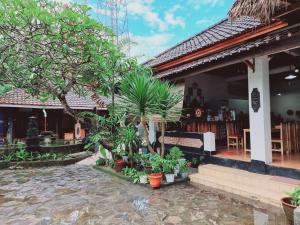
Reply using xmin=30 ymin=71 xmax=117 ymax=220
xmin=190 ymin=164 xmax=300 ymax=207
xmin=198 ymin=168 xmax=295 ymax=194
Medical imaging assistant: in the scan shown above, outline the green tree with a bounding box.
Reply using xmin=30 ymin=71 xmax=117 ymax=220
xmin=119 ymin=70 xmax=159 ymax=154
xmin=0 ymin=0 xmax=133 ymax=120
xmin=155 ymin=81 xmax=183 ymax=157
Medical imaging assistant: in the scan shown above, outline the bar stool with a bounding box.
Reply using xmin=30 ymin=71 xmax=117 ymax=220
xmin=271 ymin=124 xmax=284 ymax=156
xmin=226 ymin=122 xmax=243 ymax=150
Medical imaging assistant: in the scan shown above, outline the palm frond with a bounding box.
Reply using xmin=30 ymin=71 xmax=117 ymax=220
xmin=118 ymin=72 xmax=159 ymax=118
xmin=154 ymin=81 xmax=183 ymax=122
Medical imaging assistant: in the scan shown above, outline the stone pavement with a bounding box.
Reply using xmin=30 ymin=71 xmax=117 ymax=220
xmin=0 ymin=165 xmax=289 ymax=225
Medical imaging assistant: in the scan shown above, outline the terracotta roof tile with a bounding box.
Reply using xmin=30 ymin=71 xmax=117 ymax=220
xmin=145 ymin=17 xmax=262 ymax=67
xmin=0 ymin=89 xmax=107 ymax=110
xmin=155 ymin=29 xmax=290 ymax=79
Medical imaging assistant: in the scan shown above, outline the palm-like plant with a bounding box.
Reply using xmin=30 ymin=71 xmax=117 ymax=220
xmin=119 ymin=71 xmax=159 ymax=153
xmin=118 ymin=126 xmax=140 ymax=167
xmin=154 ymin=81 xmax=183 ymax=157
xmin=228 ymin=0 xmax=287 ymax=23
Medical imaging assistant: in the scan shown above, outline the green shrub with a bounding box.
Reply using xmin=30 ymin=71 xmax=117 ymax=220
xmin=96 ymin=158 xmax=106 ymax=166
xmin=149 ymin=154 xmax=163 ymax=173
xmin=121 ymin=167 xmax=140 ymax=184
xmin=162 ymin=159 xmax=177 ymax=174
xmin=166 ymin=146 xmax=184 ymax=160
xmin=178 ymin=160 xmax=188 ymax=173
xmin=286 ymin=186 xmax=300 ymax=206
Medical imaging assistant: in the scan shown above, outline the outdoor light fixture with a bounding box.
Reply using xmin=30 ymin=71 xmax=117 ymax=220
xmin=285 ymin=65 xmax=298 ymax=80
xmin=285 ymin=74 xmax=298 ymax=80
xmin=277 ymin=93 xmax=282 ymax=96
xmin=295 ymin=68 xmax=299 ymax=73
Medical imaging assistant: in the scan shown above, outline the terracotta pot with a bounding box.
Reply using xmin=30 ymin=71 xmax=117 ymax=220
xmin=281 ymin=197 xmax=298 ymax=224
xmin=148 ymin=173 xmax=162 ymax=188
xmin=114 ymin=160 xmax=125 ymax=172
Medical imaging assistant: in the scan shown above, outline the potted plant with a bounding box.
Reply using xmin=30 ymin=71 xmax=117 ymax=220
xmin=178 ymin=160 xmax=189 ymax=179
xmin=141 ymin=153 xmax=152 ymax=173
xmin=162 ymin=159 xmax=176 ymax=183
xmin=139 ymin=171 xmax=148 ymax=184
xmin=112 ymin=147 xmax=125 ymax=172
xmin=282 ymin=186 xmax=300 ymax=224
xmin=148 ymin=154 xmax=163 ymax=188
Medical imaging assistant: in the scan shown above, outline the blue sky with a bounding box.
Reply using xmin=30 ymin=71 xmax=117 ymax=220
xmin=64 ymin=0 xmax=234 ymax=62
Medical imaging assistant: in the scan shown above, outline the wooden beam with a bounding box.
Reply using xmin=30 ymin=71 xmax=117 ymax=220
xmin=243 ymin=59 xmax=255 ymax=73
xmin=155 ymin=21 xmax=288 ymax=72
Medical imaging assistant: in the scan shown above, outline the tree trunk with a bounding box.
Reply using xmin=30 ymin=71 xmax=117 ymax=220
xmin=141 ymin=115 xmax=155 ymax=154
xmin=58 ymin=94 xmax=84 ymax=123
xmin=161 ymin=121 xmax=166 ymax=157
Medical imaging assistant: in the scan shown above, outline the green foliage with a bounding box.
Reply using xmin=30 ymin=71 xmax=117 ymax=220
xmin=154 ymin=81 xmax=183 ymax=122
xmin=15 ymin=149 xmax=29 ymax=161
xmin=108 ymin=159 xmax=115 ymax=169
xmin=96 ymin=158 xmax=106 ymax=166
xmin=166 ymin=146 xmax=184 ymax=160
xmin=162 ymin=159 xmax=177 ymax=174
xmin=192 ymin=157 xmax=199 ymax=166
xmin=82 ymin=108 xmax=126 ymax=153
xmin=0 ymin=84 xmax=12 ymax=95
xmin=119 ymin=71 xmax=158 ymax=118
xmin=178 ymin=160 xmax=188 ymax=173
xmin=286 ymin=186 xmax=300 ymax=206
xmin=149 ymin=154 xmax=163 ymax=173
xmin=3 ymin=151 xmax=66 ymax=162
xmin=0 ymin=0 xmax=135 ymax=119
xmin=118 ymin=126 xmax=140 ymax=148
xmin=121 ymin=167 xmax=140 ymax=184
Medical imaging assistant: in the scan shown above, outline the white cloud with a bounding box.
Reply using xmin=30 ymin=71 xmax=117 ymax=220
xmin=187 ymin=0 xmax=224 ymax=9
xmin=164 ymin=4 xmax=185 ymax=29
xmin=129 ymin=33 xmax=174 ymax=63
xmin=127 ymin=0 xmax=185 ymax=31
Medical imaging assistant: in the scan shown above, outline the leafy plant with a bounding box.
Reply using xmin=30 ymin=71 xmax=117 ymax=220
xmin=154 ymin=81 xmax=183 ymax=157
xmin=108 ymin=159 xmax=115 ymax=169
xmin=118 ymin=125 xmax=140 ymax=167
xmin=166 ymin=146 xmax=184 ymax=160
xmin=96 ymin=158 xmax=106 ymax=166
xmin=119 ymin=72 xmax=159 ymax=154
xmin=192 ymin=157 xmax=200 ymax=166
xmin=15 ymin=149 xmax=29 ymax=161
xmin=121 ymin=167 xmax=140 ymax=184
xmin=178 ymin=160 xmax=188 ymax=173
xmin=112 ymin=146 xmax=126 ymax=160
xmin=3 ymin=153 xmax=15 ymax=162
xmin=0 ymin=0 xmax=135 ymax=121
xmin=162 ymin=159 xmax=177 ymax=174
xmin=286 ymin=186 xmax=300 ymax=206
xmin=149 ymin=154 xmax=163 ymax=173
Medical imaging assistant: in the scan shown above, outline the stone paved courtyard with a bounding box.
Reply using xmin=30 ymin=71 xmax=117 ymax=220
xmin=0 ymin=165 xmax=289 ymax=225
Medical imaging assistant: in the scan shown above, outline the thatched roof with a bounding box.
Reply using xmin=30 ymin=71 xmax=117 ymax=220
xmin=228 ymin=0 xmax=288 ymax=23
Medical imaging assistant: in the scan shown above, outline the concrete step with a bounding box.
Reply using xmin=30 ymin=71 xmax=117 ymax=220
xmin=190 ymin=164 xmax=300 ymax=207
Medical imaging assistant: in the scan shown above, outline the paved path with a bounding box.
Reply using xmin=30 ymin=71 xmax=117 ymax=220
xmin=0 ymin=165 xmax=288 ymax=225
xmin=76 ymin=152 xmax=100 ymax=166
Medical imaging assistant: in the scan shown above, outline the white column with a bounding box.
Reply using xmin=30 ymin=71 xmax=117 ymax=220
xmin=248 ymin=56 xmax=272 ymax=164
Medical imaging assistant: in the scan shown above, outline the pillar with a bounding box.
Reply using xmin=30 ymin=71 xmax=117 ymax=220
xmin=248 ymin=56 xmax=272 ymax=168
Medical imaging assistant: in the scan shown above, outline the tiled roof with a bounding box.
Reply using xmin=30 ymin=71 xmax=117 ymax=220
xmin=145 ymin=17 xmax=262 ymax=68
xmin=155 ymin=29 xmax=290 ymax=78
xmin=0 ymin=89 xmax=107 ymax=110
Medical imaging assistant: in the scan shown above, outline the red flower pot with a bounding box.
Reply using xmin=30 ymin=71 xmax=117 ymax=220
xmin=148 ymin=173 xmax=162 ymax=189
xmin=115 ymin=160 xmax=125 ymax=172
xmin=281 ymin=197 xmax=298 ymax=224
